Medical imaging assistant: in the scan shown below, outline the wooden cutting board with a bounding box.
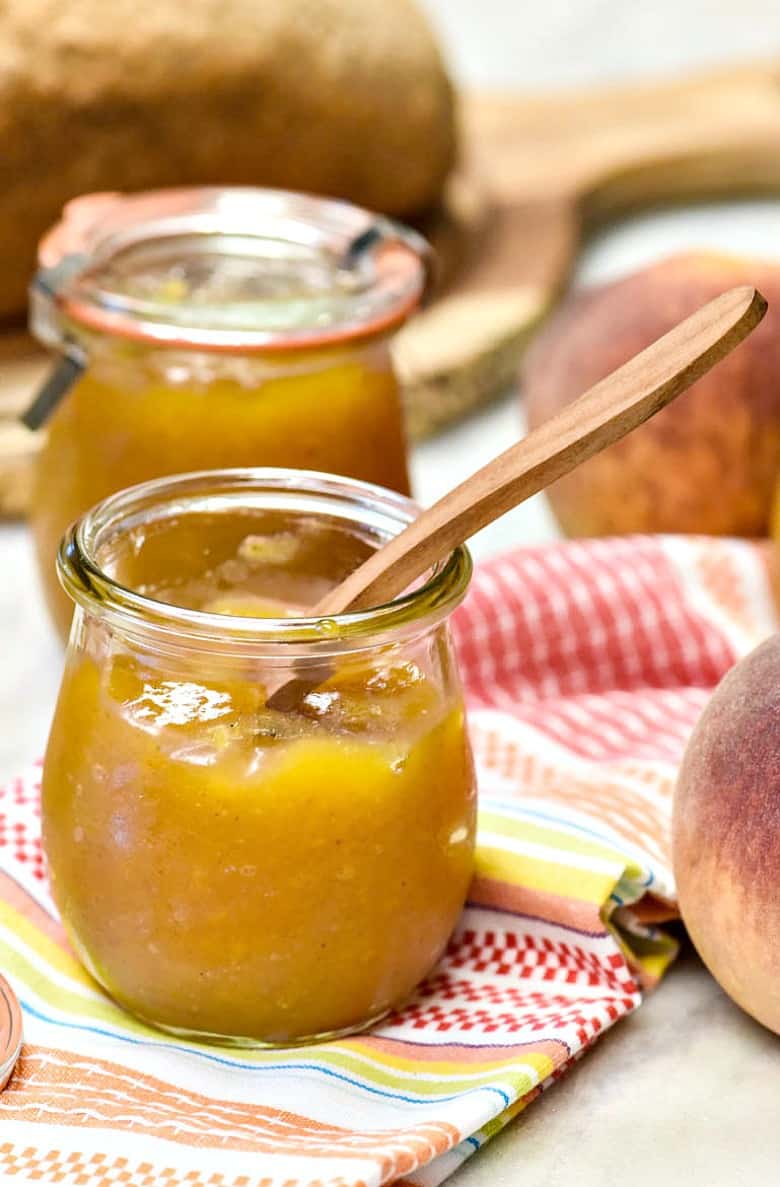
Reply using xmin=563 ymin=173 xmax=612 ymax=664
xmin=5 ymin=58 xmax=780 ymax=515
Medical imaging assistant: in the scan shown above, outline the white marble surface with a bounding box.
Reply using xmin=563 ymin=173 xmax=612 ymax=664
xmin=449 ymin=949 xmax=780 ymax=1187
xmin=3 ymin=2 xmax=780 ymax=1180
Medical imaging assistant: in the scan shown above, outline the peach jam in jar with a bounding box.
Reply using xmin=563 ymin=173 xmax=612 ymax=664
xmin=41 ymin=469 xmax=475 ymax=1045
xmin=28 ymin=188 xmax=430 ymax=635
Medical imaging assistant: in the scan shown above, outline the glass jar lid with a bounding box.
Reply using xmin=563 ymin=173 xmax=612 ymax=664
xmin=31 ymin=187 xmax=432 ymax=354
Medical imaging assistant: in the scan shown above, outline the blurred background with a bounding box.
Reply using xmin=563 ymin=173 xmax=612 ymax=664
xmin=5 ymin=0 xmax=780 ymax=773
xmin=411 ymin=0 xmax=780 ymax=535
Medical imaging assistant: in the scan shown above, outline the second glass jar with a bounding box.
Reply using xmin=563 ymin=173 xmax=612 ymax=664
xmin=29 ymin=187 xmax=429 ymax=635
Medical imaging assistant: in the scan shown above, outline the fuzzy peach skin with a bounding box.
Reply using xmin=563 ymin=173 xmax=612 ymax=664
xmin=673 ymin=635 xmax=780 ymax=1035
xmin=524 ymin=252 xmax=780 ymax=537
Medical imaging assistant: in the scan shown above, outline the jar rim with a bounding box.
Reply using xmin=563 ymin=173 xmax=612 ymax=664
xmin=58 ymin=468 xmax=472 ymax=656
xmin=31 ymin=188 xmax=431 ymax=355
xmin=0 ymin=973 xmax=22 ymax=1094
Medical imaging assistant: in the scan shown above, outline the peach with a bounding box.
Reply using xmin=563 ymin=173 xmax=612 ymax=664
xmin=524 ymin=253 xmax=780 ymax=537
xmin=673 ymin=635 xmax=780 ymax=1034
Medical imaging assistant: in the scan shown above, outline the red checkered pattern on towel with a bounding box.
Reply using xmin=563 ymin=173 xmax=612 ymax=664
xmin=0 ymin=535 xmax=776 ymax=1187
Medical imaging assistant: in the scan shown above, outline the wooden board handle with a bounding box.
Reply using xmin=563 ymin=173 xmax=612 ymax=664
xmin=468 ymin=61 xmax=780 ymax=209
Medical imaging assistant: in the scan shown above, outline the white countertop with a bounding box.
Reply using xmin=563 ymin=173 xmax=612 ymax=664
xmin=4 ymin=3 xmax=780 ymax=1179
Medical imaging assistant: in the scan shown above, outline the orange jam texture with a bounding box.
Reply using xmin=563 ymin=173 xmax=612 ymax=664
xmin=42 ymin=521 xmax=475 ymax=1043
xmin=31 ymin=344 xmax=410 ymax=636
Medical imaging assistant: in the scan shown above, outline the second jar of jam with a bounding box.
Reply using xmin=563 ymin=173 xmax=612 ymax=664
xmin=28 ymin=187 xmax=429 ymax=635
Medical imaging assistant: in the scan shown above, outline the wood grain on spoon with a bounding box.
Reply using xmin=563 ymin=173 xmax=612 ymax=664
xmin=268 ymin=285 xmax=766 ymax=711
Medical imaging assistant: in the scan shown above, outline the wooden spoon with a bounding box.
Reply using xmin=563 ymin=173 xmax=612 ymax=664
xmin=268 ymin=284 xmax=766 ymax=710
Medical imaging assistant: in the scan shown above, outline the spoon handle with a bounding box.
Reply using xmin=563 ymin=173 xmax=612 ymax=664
xmin=316 ymin=285 xmax=766 ymax=615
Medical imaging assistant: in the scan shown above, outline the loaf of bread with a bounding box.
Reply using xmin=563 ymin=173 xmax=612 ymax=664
xmin=0 ymin=0 xmax=455 ymax=316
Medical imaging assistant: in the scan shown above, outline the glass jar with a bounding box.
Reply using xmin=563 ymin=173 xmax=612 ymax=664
xmin=41 ymin=468 xmax=476 ymax=1046
xmin=28 ymin=187 xmax=430 ymax=636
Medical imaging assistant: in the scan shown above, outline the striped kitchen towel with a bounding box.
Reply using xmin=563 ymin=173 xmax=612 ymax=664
xmin=0 ymin=535 xmax=776 ymax=1186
